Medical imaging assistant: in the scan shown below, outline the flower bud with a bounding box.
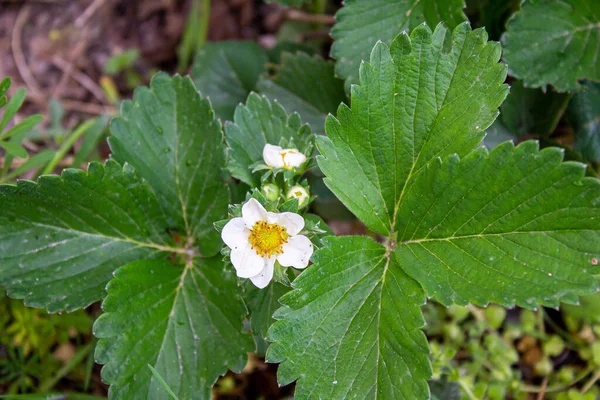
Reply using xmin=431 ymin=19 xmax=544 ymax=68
xmin=261 ymin=183 xmax=280 ymax=201
xmin=263 ymin=144 xmax=307 ymax=170
xmin=286 ymin=185 xmax=309 ymax=208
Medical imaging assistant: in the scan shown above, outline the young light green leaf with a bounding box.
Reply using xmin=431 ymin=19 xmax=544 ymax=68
xmin=224 ymin=93 xmax=312 ymax=187
xmin=500 ymin=80 xmax=570 ymax=136
xmin=501 ymin=0 xmax=600 ymax=92
xmin=244 ymin=280 xmax=291 ymax=355
xmin=396 ymin=142 xmax=600 ymax=308
xmin=109 ymin=73 xmax=227 ymax=256
xmin=265 ymin=0 xmax=311 ymax=6
xmin=568 ymin=80 xmax=600 ymax=163
xmin=331 ymin=0 xmax=466 ymax=88
xmin=257 ymin=52 xmax=346 ymax=133
xmin=268 ymin=236 xmax=431 ymax=399
xmin=0 ymin=161 xmax=176 ymax=312
xmin=94 ymin=258 xmax=253 ymax=400
xmin=0 ymin=141 xmax=28 ymax=159
xmin=0 ymin=88 xmax=26 ymax=132
xmin=0 ymin=114 xmax=43 ymax=140
xmin=190 ymin=41 xmax=267 ymax=121
xmin=319 ymin=23 xmax=508 ymax=236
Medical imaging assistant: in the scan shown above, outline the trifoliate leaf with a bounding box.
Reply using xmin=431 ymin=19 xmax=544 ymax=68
xmin=568 ymin=81 xmax=600 ymax=163
xmin=244 ymin=280 xmax=291 ymax=355
xmin=190 ymin=41 xmax=267 ymax=121
xmin=0 ymin=161 xmax=174 ymax=312
xmin=396 ymin=142 xmax=600 ymax=308
xmin=257 ymin=53 xmax=346 ymax=133
xmin=500 ymin=80 xmax=571 ymax=136
xmin=109 ymin=73 xmax=227 ymax=256
xmin=94 ymin=258 xmax=253 ymax=399
xmin=331 ymin=0 xmax=466 ymax=88
xmin=501 ymin=0 xmax=600 ymax=92
xmin=319 ymin=23 xmax=508 ymax=236
xmin=224 ymin=93 xmax=312 ymax=187
xmin=268 ymin=236 xmax=431 ymax=400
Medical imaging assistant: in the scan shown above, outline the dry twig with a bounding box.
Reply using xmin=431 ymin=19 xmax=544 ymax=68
xmin=12 ymin=5 xmax=44 ymax=99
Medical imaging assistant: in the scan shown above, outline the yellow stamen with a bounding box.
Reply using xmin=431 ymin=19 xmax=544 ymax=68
xmin=248 ymin=221 xmax=289 ymax=257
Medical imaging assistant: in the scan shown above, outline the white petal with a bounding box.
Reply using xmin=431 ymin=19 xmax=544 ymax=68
xmin=263 ymin=144 xmax=285 ymax=168
xmin=249 ymin=257 xmax=275 ymax=289
xmin=242 ymin=198 xmax=267 ymax=228
xmin=282 ymin=150 xmax=306 ymax=168
xmin=277 ymin=235 xmax=313 ymax=269
xmin=276 ymin=212 xmax=305 ymax=236
xmin=221 ymin=218 xmax=249 ymax=251
xmin=230 ymin=247 xmax=268 ymax=278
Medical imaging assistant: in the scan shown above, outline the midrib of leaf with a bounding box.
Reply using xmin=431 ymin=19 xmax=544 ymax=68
xmin=172 ymin=95 xmax=191 ymax=239
xmin=19 ymin=220 xmax=189 ymax=255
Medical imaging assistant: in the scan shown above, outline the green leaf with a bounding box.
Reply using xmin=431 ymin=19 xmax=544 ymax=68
xmin=0 ymin=77 xmax=11 ymax=98
xmin=268 ymin=236 xmax=431 ymax=399
xmin=224 ymin=93 xmax=312 ymax=187
xmin=257 ymin=52 xmax=347 ymax=133
xmin=331 ymin=0 xmax=467 ymax=88
xmin=396 ymin=142 xmax=600 ymax=308
xmin=190 ymin=41 xmax=267 ymax=121
xmin=501 ymin=0 xmax=600 ymax=92
xmin=0 ymin=141 xmax=28 ymax=159
xmin=265 ymin=0 xmax=311 ymax=6
xmin=318 ymin=23 xmax=508 ymax=236
xmin=109 ymin=73 xmax=227 ymax=256
xmin=1 ymin=114 xmax=43 ymax=140
xmin=94 ymin=258 xmax=253 ymax=399
xmin=568 ymin=80 xmax=600 ymax=163
xmin=0 ymin=149 xmax=55 ymax=183
xmin=500 ymin=80 xmax=571 ymax=136
xmin=0 ymin=88 xmax=26 ymax=133
xmin=244 ymin=280 xmax=291 ymax=355
xmin=0 ymin=161 xmax=176 ymax=312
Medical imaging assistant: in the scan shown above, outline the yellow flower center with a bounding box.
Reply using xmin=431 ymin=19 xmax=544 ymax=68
xmin=248 ymin=221 xmax=289 ymax=257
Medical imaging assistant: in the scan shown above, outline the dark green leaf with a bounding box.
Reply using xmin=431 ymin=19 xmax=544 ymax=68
xmin=0 ymin=161 xmax=176 ymax=312
xmin=319 ymin=23 xmax=508 ymax=236
xmin=190 ymin=41 xmax=267 ymax=121
xmin=568 ymin=80 xmax=600 ymax=163
xmin=109 ymin=73 xmax=227 ymax=256
xmin=396 ymin=142 xmax=600 ymax=308
xmin=244 ymin=280 xmax=291 ymax=355
xmin=224 ymin=93 xmax=312 ymax=187
xmin=268 ymin=236 xmax=431 ymax=399
xmin=94 ymin=258 xmax=253 ymax=399
xmin=501 ymin=0 xmax=600 ymax=91
xmin=500 ymin=80 xmax=570 ymax=136
xmin=0 ymin=77 xmax=11 ymax=98
xmin=257 ymin=53 xmax=346 ymax=133
xmin=331 ymin=0 xmax=467 ymax=88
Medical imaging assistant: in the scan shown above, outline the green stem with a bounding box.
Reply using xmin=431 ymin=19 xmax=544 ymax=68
xmin=458 ymin=379 xmax=479 ymax=400
xmin=581 ymin=369 xmax=600 ymax=394
xmin=42 ymin=119 xmax=96 ymax=175
xmin=198 ymin=0 xmax=210 ymax=50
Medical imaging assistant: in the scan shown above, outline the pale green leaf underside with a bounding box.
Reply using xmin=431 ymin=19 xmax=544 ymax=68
xmin=568 ymin=80 xmax=600 ymax=162
xmin=268 ymin=236 xmax=431 ymax=400
xmin=190 ymin=41 xmax=267 ymax=121
xmin=109 ymin=73 xmax=227 ymax=256
xmin=224 ymin=93 xmax=311 ymax=187
xmin=396 ymin=142 xmax=600 ymax=308
xmin=94 ymin=258 xmax=253 ymax=400
xmin=257 ymin=52 xmax=346 ymax=133
xmin=319 ymin=23 xmax=508 ymax=236
xmin=0 ymin=161 xmax=175 ymax=312
xmin=501 ymin=0 xmax=600 ymax=92
xmin=331 ymin=0 xmax=466 ymax=87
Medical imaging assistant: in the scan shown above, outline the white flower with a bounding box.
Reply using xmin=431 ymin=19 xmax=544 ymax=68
xmin=263 ymin=144 xmax=306 ymax=170
xmin=286 ymin=185 xmax=310 ymax=208
xmin=221 ymin=198 xmax=314 ymax=288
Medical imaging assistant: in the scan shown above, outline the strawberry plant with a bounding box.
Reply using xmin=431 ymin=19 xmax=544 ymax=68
xmin=1 ymin=0 xmax=599 ymax=398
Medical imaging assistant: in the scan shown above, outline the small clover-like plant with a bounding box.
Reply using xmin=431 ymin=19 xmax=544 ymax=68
xmin=0 ymin=4 xmax=599 ymax=399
